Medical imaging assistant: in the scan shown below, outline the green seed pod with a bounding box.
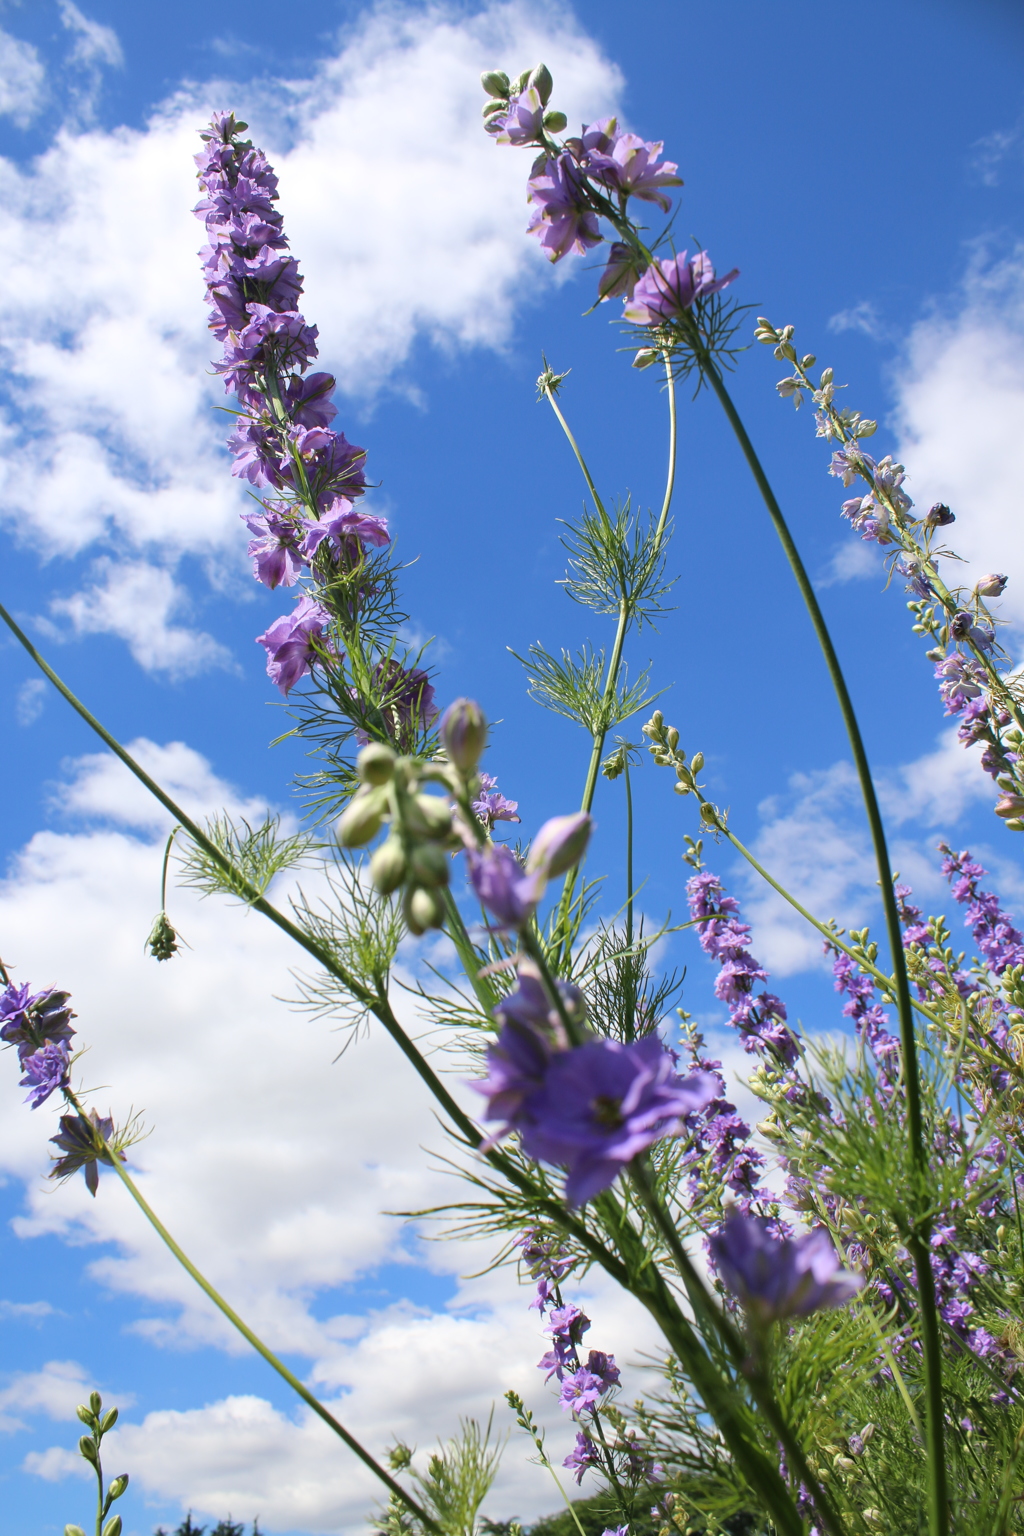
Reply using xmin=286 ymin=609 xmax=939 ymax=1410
xmin=406 ymin=794 xmax=453 ymax=840
xmin=480 ymin=70 xmax=510 ymax=98
xmin=528 ymin=63 xmax=553 ymax=104
xmin=543 ymin=110 xmax=567 ymax=132
xmin=336 ymin=788 xmax=386 ymax=848
xmin=403 ymin=885 xmax=445 ymax=935
xmin=409 ymin=843 xmax=451 ymax=888
xmin=370 ymin=838 xmax=406 ymax=895
xmin=357 ymin=742 xmax=396 ymax=785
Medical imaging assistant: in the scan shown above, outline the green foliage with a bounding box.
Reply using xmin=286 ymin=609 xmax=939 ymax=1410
xmin=177 ymin=814 xmax=318 ymax=903
xmin=512 ymin=641 xmax=653 ymax=735
xmin=560 ymin=500 xmax=675 ymax=628
xmin=373 ymin=1418 xmax=504 ymax=1536
xmin=289 ymin=854 xmax=404 ymax=1041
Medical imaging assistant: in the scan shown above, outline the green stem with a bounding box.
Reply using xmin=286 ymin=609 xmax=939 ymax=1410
xmin=159 ymin=825 xmax=180 ymax=913
xmin=71 ymin=1095 xmax=442 ymax=1533
xmin=624 ymin=756 xmax=635 ymax=957
xmin=694 ymin=351 xmax=948 ymax=1535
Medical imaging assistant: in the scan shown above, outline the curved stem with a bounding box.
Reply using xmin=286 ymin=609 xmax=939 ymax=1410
xmin=696 ymin=353 xmax=948 ymax=1535
xmin=69 ymin=1093 xmax=441 ymax=1533
xmin=541 ymin=377 xmax=611 ymax=527
xmin=159 ymin=825 xmax=180 ymax=913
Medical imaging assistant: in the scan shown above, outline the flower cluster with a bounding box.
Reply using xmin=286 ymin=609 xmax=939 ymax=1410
xmin=477 ymin=960 xmax=716 ymax=1204
xmin=195 ymin=113 xmax=398 ymax=701
xmin=471 ymin=773 xmax=520 ymax=831
xmin=677 ymin=1022 xmax=767 ymax=1214
xmin=940 ymin=844 xmax=1024 ymax=979
xmin=481 ymin=70 xmax=737 ymax=326
xmin=0 ymin=980 xmax=75 ymax=1108
xmin=685 ymin=871 xmax=798 ymax=1065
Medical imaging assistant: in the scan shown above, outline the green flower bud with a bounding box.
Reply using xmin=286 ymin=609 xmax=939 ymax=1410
xmin=146 ymin=911 xmax=181 ymax=962
xmin=528 ymin=63 xmax=553 ymax=104
xmin=403 ymin=885 xmax=446 ymax=935
xmin=440 ymin=698 xmax=488 ymax=772
xmin=482 ymin=99 xmax=505 ymax=119
xmin=665 ymin=726 xmax=679 ymax=750
xmin=102 ymin=1517 xmax=122 ymax=1536
xmin=357 ymin=742 xmax=396 ymax=785
xmin=336 ymin=788 xmax=387 ymax=848
xmin=480 ymin=70 xmax=510 ymax=98
xmin=690 ymin=751 xmax=705 ymax=773
xmin=65 ymin=1526 xmax=87 ymax=1536
xmin=89 ymin=1392 xmax=102 ymax=1415
xmin=406 ymin=794 xmax=453 ymax=840
xmin=107 ymin=1475 xmax=129 ymax=1501
xmin=632 ymin=348 xmax=658 ymax=369
xmin=514 ymin=69 xmax=531 ymax=93
xmin=100 ymin=1407 xmax=118 ymax=1432
xmin=543 ymin=110 xmax=567 ymax=132
xmin=79 ymin=1436 xmax=99 ymax=1462
xmin=370 ymin=838 xmax=406 ymax=895
xmin=76 ymin=1404 xmax=96 ymax=1428
xmin=409 ymin=843 xmax=451 ymax=888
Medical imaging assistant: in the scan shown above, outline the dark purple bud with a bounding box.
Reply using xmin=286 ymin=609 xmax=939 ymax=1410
xmin=925 ymin=502 xmax=954 ymax=527
xmin=440 ymin=698 xmax=488 ymax=773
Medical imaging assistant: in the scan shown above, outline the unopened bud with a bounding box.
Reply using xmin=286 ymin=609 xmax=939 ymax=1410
xmin=407 ymin=794 xmax=453 ymax=840
xmin=665 ymin=726 xmax=679 ymax=750
xmin=440 ymin=698 xmax=488 ymax=772
xmin=102 ymin=1518 xmax=123 ymax=1536
xmin=107 ymin=1475 xmax=129 ymax=1500
xmin=528 ymin=63 xmax=553 ymax=105
xmin=862 ymin=1511 xmax=883 ymax=1528
xmin=859 ymin=1423 xmax=876 ymax=1443
xmin=100 ymin=1408 xmax=118 ymax=1432
xmin=336 ymin=788 xmax=386 ymax=848
xmin=403 ymin=885 xmax=446 ymax=935
xmin=370 ymin=838 xmax=406 ymax=895
xmin=543 ymin=110 xmax=567 ymax=132
xmin=925 ymin=502 xmax=954 ymax=527
xmin=481 ymin=70 xmax=510 ymax=97
xmin=90 ymin=1392 xmax=102 ymax=1415
xmin=976 ymin=572 xmax=1008 ymax=598
xmin=690 ymin=750 xmax=705 ymax=773
xmin=409 ymin=843 xmax=450 ymax=888
xmin=632 ymin=348 xmax=658 ymax=369
xmin=79 ymin=1436 xmax=98 ymax=1462
xmin=76 ymin=1404 xmax=95 ymax=1428
xmin=357 ymin=742 xmax=396 ymax=785
xmin=526 ymin=812 xmax=593 ymax=877
xmin=65 ymin=1527 xmax=87 ymax=1536
xmin=482 ymin=99 xmax=505 ymax=119
xmin=995 ymin=795 xmax=1024 ymax=819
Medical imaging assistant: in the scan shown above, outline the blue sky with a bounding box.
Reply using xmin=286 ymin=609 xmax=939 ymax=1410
xmin=1 ymin=1 xmax=1024 ymax=1532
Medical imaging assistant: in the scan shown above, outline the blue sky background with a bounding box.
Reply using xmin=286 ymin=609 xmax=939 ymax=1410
xmin=2 ymin=1 xmax=1024 ymax=1532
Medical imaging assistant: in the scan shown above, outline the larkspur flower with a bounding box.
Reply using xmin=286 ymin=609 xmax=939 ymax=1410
xmin=486 ymin=87 xmax=545 ymax=145
xmin=255 ymin=595 xmax=330 ymax=695
xmin=19 ymin=1039 xmax=70 ymax=1108
xmin=0 ymin=983 xmax=76 ymax=1065
xmin=526 ymin=812 xmax=593 ymax=879
xmin=623 ymin=251 xmax=738 ymax=326
xmin=527 ymin=154 xmax=602 ymax=262
xmin=584 ymin=130 xmax=682 ymax=210
xmin=243 ymin=507 xmax=305 ymax=588
xmin=471 ymin=773 xmax=520 ymax=829
xmin=709 ymin=1211 xmax=862 ymax=1324
xmin=439 ymin=698 xmax=488 ymax=773
xmin=559 ymin=1350 xmax=620 ymax=1412
xmin=50 ymin=1110 xmax=124 ymax=1197
xmin=466 ymin=843 xmax=546 ymax=930
xmin=301 ymin=501 xmax=391 ymax=564
xmin=940 ymin=845 xmax=1024 ymax=976
xmin=686 ymin=872 xmax=798 ymax=1065
xmin=563 ymin=1430 xmax=600 ymax=1484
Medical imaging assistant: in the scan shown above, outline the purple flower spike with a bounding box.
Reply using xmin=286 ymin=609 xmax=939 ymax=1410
xmin=1 ymin=983 xmax=76 ymax=1065
xmin=255 ymin=594 xmax=330 ymax=695
xmin=563 ymin=1430 xmax=599 ymax=1484
xmin=472 ymin=773 xmax=520 ymax=830
xmin=466 ymin=844 xmax=546 ymax=930
xmin=709 ymin=1210 xmax=863 ymax=1325
xmin=623 ymin=251 xmax=739 ymax=326
xmin=523 ymin=1039 xmax=717 ymax=1205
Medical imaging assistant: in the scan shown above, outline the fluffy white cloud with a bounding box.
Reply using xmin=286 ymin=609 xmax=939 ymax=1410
xmin=0 ymin=2 xmax=620 ymax=668
xmin=1 ymin=739 xmax=661 ymax=1531
xmin=0 ymin=27 xmax=46 ymax=127
xmin=50 ymin=558 xmax=234 ymax=676
xmin=892 ymin=244 xmax=1024 ymax=631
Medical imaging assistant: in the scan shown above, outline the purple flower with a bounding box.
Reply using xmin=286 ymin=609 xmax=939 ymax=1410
xmin=623 ymin=251 xmax=738 ymax=325
xmin=487 ymin=87 xmax=545 ymax=145
xmin=50 ymin=1110 xmax=123 ymax=1197
xmin=1 ymin=983 xmax=76 ymax=1065
xmin=283 ymin=371 xmax=338 ymax=428
xmin=686 ymin=872 xmax=798 ymax=1066
xmin=494 ymin=961 xmax=585 ymax=1038
xmin=255 ymin=595 xmax=330 ymax=695
xmin=563 ymin=1430 xmax=599 ymax=1484
xmin=597 ymin=242 xmax=643 ymax=301
xmin=359 ymin=659 xmax=437 ymax=743
xmin=471 ymin=773 xmax=521 ymax=829
xmin=940 ymin=844 xmax=1024 ymax=976
xmin=522 ymin=1038 xmax=717 ymax=1205
xmin=243 ymin=508 xmax=305 ymax=588
xmin=585 ymin=131 xmax=682 ymax=211
xmin=229 ymin=420 xmax=284 ymax=488
xmin=526 ymin=154 xmax=602 ymax=262
xmin=466 ymin=844 xmax=546 ymax=930
xmin=301 ymin=500 xmax=390 ymax=563
xmin=20 ymin=1040 xmax=70 ymax=1108
xmin=709 ymin=1211 xmax=863 ymax=1325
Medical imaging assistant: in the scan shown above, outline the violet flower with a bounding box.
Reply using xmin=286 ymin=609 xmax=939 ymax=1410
xmin=255 ymin=595 xmax=330 ymax=695
xmin=1 ymin=983 xmax=76 ymax=1065
xmin=466 ymin=844 xmax=546 ymax=931
xmin=20 ymin=1040 xmax=70 ymax=1109
xmin=243 ymin=508 xmax=305 ymax=588
xmin=301 ymin=500 xmax=390 ymax=563
xmin=623 ymin=251 xmax=738 ymax=326
xmin=559 ymin=1350 xmax=620 ymax=1412
xmin=563 ymin=1430 xmax=600 ymax=1484
xmin=526 ymin=155 xmax=602 ymax=262
xmin=686 ymin=872 xmax=798 ymax=1065
xmin=50 ymin=1110 xmax=124 ymax=1198
xmin=471 ymin=773 xmax=521 ymax=830
xmin=709 ymin=1210 xmax=862 ymax=1325
xmin=584 ymin=131 xmax=682 ymax=210
xmin=940 ymin=844 xmax=1024 ymax=976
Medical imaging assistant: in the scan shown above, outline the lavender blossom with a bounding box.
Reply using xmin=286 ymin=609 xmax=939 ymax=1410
xmin=584 ymin=130 xmax=682 ymax=210
xmin=0 ymin=983 xmax=76 ymax=1065
xmin=470 ymin=773 xmax=520 ymax=829
xmin=527 ymin=154 xmax=602 ymax=262
xmin=709 ymin=1210 xmax=862 ymax=1324
xmin=255 ymin=595 xmax=330 ymax=695
xmin=623 ymin=251 xmax=738 ymax=326
xmin=20 ymin=1040 xmax=70 ymax=1109
xmin=243 ymin=508 xmax=305 ymax=588
xmin=559 ymin=1349 xmax=620 ymax=1412
xmin=466 ymin=844 xmax=546 ymax=930
xmin=940 ymin=844 xmax=1024 ymax=976
xmin=686 ymin=872 xmax=798 ymax=1065
xmin=563 ymin=1430 xmax=600 ymax=1484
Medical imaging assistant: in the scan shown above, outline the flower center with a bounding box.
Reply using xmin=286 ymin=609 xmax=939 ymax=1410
xmin=592 ymin=1094 xmax=624 ymax=1129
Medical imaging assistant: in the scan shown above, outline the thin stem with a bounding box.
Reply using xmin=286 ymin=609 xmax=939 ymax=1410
xmin=71 ymin=1094 xmax=441 ymax=1533
xmin=159 ymin=825 xmax=180 ymax=913
xmin=692 ymin=352 xmax=948 ymax=1534
xmin=541 ymin=377 xmax=611 ymax=528
xmin=624 ymin=756 xmax=635 ymax=957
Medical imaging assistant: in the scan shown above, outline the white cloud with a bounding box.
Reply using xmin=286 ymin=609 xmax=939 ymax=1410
xmin=49 ymin=558 xmax=234 ymax=677
xmin=58 ymin=1 xmax=123 ymax=124
xmin=892 ymin=244 xmax=1024 ymax=632
xmin=0 ymin=2 xmax=621 ymax=669
xmin=0 ymin=1359 xmax=95 ymax=1434
xmin=16 ymin=677 xmax=46 ymax=726
xmin=828 ymin=300 xmax=881 ymax=338
xmin=1 ymin=738 xmax=661 ymax=1531
xmin=879 ymin=725 xmax=992 ymax=829
xmin=819 ymin=536 xmax=882 ymax=586
xmin=0 ymin=27 xmax=46 ymax=127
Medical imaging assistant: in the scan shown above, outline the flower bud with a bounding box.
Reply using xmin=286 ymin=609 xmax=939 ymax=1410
xmin=632 ymin=348 xmax=658 ymax=369
xmin=480 ymin=70 xmax=510 ymax=97
xmin=665 ymin=726 xmax=679 ymax=750
xmin=526 ymin=812 xmax=592 ymax=877
xmin=107 ymin=1475 xmax=129 ymax=1500
xmin=357 ymin=742 xmax=396 ymax=785
xmin=100 ymin=1407 xmax=118 ymax=1432
xmin=528 ymin=63 xmax=553 ymax=105
xmin=543 ymin=110 xmax=567 ymax=132
xmin=407 ymin=794 xmax=453 ymax=840
xmin=370 ymin=838 xmax=406 ymax=894
xmin=690 ymin=751 xmax=705 ymax=773
xmin=336 ymin=788 xmax=386 ymax=848
xmin=90 ymin=1392 xmax=102 ymax=1415
xmin=403 ymin=885 xmax=446 ymax=935
xmin=65 ymin=1527 xmax=87 ymax=1536
xmin=76 ymin=1404 xmax=95 ymax=1428
xmin=102 ymin=1517 xmax=123 ymax=1536
xmin=409 ymin=843 xmax=450 ymax=888
xmin=79 ymin=1436 xmax=99 ymax=1462
xmin=976 ymin=573 xmax=1008 ymax=597
xmin=440 ymin=698 xmax=488 ymax=772
xmin=925 ymin=502 xmax=954 ymax=527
